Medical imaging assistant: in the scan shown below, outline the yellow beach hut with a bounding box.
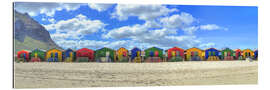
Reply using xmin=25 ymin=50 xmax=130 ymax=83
xmin=242 ymin=49 xmax=254 ymax=59
xmin=186 ymin=47 xmax=204 ymax=61
xmin=116 ymin=47 xmax=129 ymax=62
xmin=46 ymin=48 xmax=63 ymax=62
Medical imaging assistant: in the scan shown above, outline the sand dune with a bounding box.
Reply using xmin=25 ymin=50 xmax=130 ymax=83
xmin=14 ymin=61 xmax=258 ymax=88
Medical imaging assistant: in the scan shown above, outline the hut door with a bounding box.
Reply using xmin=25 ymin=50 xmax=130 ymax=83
xmin=172 ymin=51 xmax=176 ymax=57
xmin=69 ymin=52 xmax=73 ymax=61
xmin=123 ymin=51 xmax=127 ymax=57
xmin=150 ymin=51 xmax=154 ymax=57
xmin=137 ymin=51 xmax=140 ymax=57
xmin=194 ymin=52 xmax=198 ymax=56
xmin=176 ymin=51 xmax=180 ymax=57
xmin=106 ymin=51 xmax=110 ymax=57
xmin=208 ymin=51 xmax=211 ymax=56
xmin=55 ymin=53 xmax=58 ymax=62
xmin=224 ymin=52 xmax=227 ymax=57
xmin=155 ymin=51 xmax=159 ymax=57
xmin=191 ymin=52 xmax=194 ymax=57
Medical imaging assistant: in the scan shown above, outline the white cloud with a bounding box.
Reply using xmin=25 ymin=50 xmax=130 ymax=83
xmin=112 ymin=4 xmax=178 ymax=21
xmin=200 ymin=24 xmax=227 ymax=31
xmin=54 ymin=39 xmax=132 ymax=50
xmin=182 ymin=26 xmax=199 ymax=34
xmin=102 ymin=22 xmax=200 ymax=49
xmin=199 ymin=42 xmax=216 ymax=49
xmin=41 ymin=18 xmax=46 ymax=21
xmin=44 ymin=14 xmax=106 ymax=40
xmin=160 ymin=12 xmax=196 ymax=29
xmin=48 ymin=18 xmax=56 ymax=23
xmin=14 ymin=2 xmax=82 ymax=16
xmin=102 ymin=24 xmax=147 ymax=39
xmin=88 ymin=3 xmax=113 ymax=12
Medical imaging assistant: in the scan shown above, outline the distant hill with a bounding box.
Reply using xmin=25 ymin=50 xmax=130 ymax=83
xmin=14 ymin=11 xmax=62 ymax=53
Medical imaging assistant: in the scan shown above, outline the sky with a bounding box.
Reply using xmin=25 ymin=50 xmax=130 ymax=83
xmin=14 ymin=2 xmax=258 ymax=50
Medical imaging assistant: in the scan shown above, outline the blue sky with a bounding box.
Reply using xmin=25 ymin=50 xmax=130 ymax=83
xmin=14 ymin=2 xmax=258 ymax=50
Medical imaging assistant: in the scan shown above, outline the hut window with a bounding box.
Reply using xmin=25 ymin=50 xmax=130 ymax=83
xmin=213 ymin=51 xmax=216 ymax=56
xmin=208 ymin=51 xmax=211 ymax=56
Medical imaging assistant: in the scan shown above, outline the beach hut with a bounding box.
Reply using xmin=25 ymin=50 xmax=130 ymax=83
xmin=144 ymin=47 xmax=163 ymax=62
xmin=30 ymin=49 xmax=45 ymax=62
xmin=234 ymin=49 xmax=243 ymax=60
xmin=242 ymin=49 xmax=254 ymax=59
xmin=116 ymin=47 xmax=129 ymax=62
xmin=221 ymin=48 xmax=234 ymax=60
xmin=167 ymin=47 xmax=185 ymax=62
xmin=131 ymin=47 xmax=141 ymax=63
xmin=254 ymin=49 xmax=258 ymax=60
xmin=205 ymin=48 xmax=220 ymax=61
xmin=63 ymin=48 xmax=76 ymax=62
xmin=76 ymin=48 xmax=95 ymax=62
xmin=186 ymin=47 xmax=203 ymax=61
xmin=95 ymin=47 xmax=115 ymax=62
xmin=46 ymin=48 xmax=63 ymax=62
xmin=16 ymin=50 xmax=30 ymax=62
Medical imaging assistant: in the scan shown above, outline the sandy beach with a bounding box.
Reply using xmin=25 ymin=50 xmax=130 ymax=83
xmin=14 ymin=61 xmax=258 ymax=88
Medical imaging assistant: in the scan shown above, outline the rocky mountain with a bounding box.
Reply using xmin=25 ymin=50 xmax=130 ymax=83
xmin=14 ymin=11 xmax=62 ymax=52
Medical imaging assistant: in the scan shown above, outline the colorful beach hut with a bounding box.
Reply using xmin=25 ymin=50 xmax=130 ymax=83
xmin=234 ymin=49 xmax=243 ymax=60
xmin=30 ymin=49 xmax=45 ymax=62
xmin=186 ymin=47 xmax=203 ymax=61
xmin=167 ymin=47 xmax=184 ymax=62
xmin=95 ymin=47 xmax=115 ymax=62
xmin=17 ymin=50 xmax=30 ymax=62
xmin=242 ymin=49 xmax=254 ymax=59
xmin=116 ymin=47 xmax=129 ymax=62
xmin=76 ymin=48 xmax=95 ymax=62
xmin=46 ymin=48 xmax=63 ymax=62
xmin=144 ymin=47 xmax=163 ymax=62
xmin=131 ymin=47 xmax=141 ymax=63
xmin=221 ymin=48 xmax=234 ymax=60
xmin=63 ymin=48 xmax=76 ymax=62
xmin=254 ymin=49 xmax=258 ymax=60
xmin=205 ymin=48 xmax=220 ymax=61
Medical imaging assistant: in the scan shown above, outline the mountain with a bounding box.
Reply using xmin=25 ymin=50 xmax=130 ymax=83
xmin=14 ymin=11 xmax=62 ymax=53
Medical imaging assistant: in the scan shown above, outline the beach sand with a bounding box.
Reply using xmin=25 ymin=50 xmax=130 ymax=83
xmin=14 ymin=61 xmax=258 ymax=88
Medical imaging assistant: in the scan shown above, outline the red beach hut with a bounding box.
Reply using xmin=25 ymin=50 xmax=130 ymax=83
xmin=17 ymin=50 xmax=30 ymax=62
xmin=167 ymin=47 xmax=185 ymax=61
xmin=76 ymin=48 xmax=95 ymax=62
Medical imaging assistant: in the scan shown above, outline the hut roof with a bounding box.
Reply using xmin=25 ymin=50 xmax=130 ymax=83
xmin=205 ymin=48 xmax=220 ymax=52
xmin=186 ymin=47 xmax=202 ymax=51
xmin=145 ymin=47 xmax=163 ymax=51
xmin=47 ymin=48 xmax=63 ymax=52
